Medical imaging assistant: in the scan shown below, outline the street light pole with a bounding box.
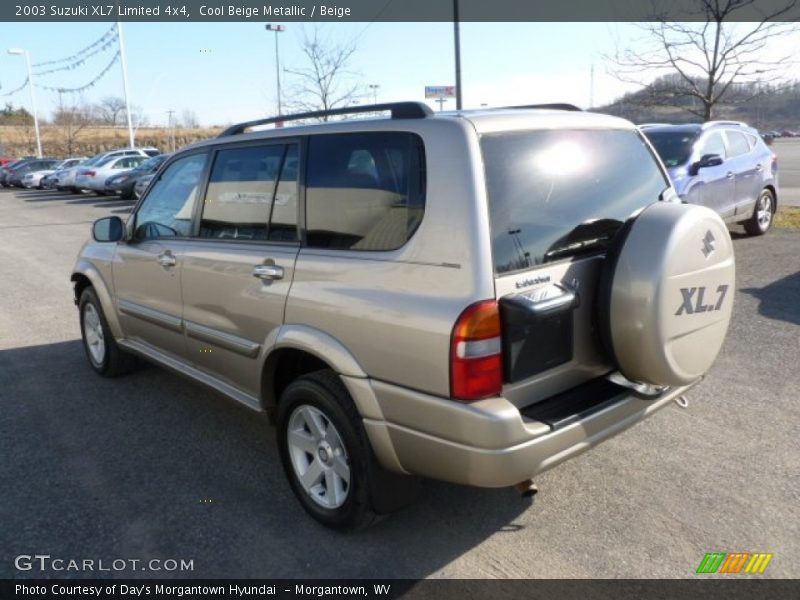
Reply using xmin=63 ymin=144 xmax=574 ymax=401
xmin=8 ymin=48 xmax=42 ymax=157
xmin=369 ymin=84 xmax=379 ymax=105
xmin=266 ymin=24 xmax=286 ymax=115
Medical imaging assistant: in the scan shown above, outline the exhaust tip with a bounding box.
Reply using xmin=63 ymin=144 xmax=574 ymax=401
xmin=514 ymin=480 xmax=538 ymax=498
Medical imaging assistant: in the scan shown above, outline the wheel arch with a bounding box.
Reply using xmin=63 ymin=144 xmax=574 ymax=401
xmin=70 ymin=263 xmax=123 ymax=338
xmin=260 ymin=325 xmax=368 ymax=416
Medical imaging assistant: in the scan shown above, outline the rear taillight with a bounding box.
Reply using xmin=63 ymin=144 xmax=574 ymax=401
xmin=450 ymin=300 xmax=503 ymax=401
xmin=84 ymin=170 xmax=96 ymax=177
xmin=771 ymin=153 xmax=778 ymax=172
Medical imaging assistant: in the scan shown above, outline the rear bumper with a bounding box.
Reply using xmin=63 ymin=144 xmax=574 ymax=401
xmin=344 ymin=376 xmax=696 ymax=488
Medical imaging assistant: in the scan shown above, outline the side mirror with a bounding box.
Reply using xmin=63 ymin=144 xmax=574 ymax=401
xmin=92 ymin=216 xmax=124 ymax=242
xmin=690 ymin=153 xmax=723 ymax=175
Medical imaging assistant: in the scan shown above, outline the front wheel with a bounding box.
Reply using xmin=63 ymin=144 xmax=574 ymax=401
xmin=277 ymin=370 xmax=379 ymax=530
xmin=744 ymin=188 xmax=775 ymax=236
xmin=79 ymin=288 xmax=136 ymax=377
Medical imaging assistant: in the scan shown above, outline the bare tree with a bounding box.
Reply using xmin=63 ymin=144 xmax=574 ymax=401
xmin=96 ymin=96 xmax=127 ymax=127
xmin=283 ymin=28 xmax=362 ymax=119
xmin=607 ymin=0 xmax=798 ymax=121
xmin=181 ymin=109 xmax=200 ymax=129
xmin=53 ymin=99 xmax=95 ymax=156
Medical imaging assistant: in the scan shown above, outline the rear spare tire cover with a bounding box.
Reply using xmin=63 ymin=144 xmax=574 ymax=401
xmin=599 ymin=202 xmax=735 ymax=386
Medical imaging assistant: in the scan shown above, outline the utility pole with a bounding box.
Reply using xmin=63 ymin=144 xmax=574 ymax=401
xmin=453 ymin=0 xmax=462 ymax=110
xmin=166 ymin=110 xmax=175 ymax=152
xmin=590 ymin=63 xmax=595 ymax=109
xmin=117 ymin=22 xmax=135 ymax=148
xmin=266 ymin=24 xmax=286 ymax=115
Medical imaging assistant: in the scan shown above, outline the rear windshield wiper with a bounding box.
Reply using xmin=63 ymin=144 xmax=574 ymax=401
xmin=544 ymin=236 xmax=611 ymax=261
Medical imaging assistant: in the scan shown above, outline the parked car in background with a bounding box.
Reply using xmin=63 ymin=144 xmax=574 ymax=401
xmin=0 ymin=157 xmax=15 ymax=167
xmin=76 ymin=155 xmax=149 ymax=194
xmin=132 ymin=173 xmax=154 ymax=200
xmin=0 ymin=159 xmax=28 ymax=186
xmin=104 ymin=154 xmax=170 ymax=199
xmin=58 ymin=148 xmax=158 ymax=193
xmin=642 ymin=121 xmax=779 ymax=235
xmin=6 ymin=158 xmax=60 ymax=187
xmin=21 ymin=157 xmax=87 ymax=189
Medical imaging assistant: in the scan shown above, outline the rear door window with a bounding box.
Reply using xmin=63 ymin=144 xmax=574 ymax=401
xmin=199 ymin=144 xmax=299 ymax=242
xmin=725 ymin=131 xmax=751 ymax=157
xmin=481 ymin=129 xmax=669 ymax=274
xmin=305 ymin=132 xmax=425 ymax=251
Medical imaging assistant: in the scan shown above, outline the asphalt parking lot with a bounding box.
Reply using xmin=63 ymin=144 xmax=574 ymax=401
xmin=0 ymin=185 xmax=798 ymax=579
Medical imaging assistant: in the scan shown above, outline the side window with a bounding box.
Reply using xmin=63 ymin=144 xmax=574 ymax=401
xmin=726 ymin=131 xmax=751 ymax=157
xmin=700 ymin=132 xmax=727 ymax=159
xmin=199 ymin=144 xmax=298 ymax=242
xmin=134 ymin=153 xmax=207 ymax=240
xmin=305 ymin=132 xmax=425 ymax=251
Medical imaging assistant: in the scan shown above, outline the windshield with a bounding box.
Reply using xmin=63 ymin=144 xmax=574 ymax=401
xmin=643 ymin=130 xmax=699 ymax=167
xmin=481 ymin=128 xmax=669 ymax=274
xmin=136 ymin=155 xmax=165 ymax=171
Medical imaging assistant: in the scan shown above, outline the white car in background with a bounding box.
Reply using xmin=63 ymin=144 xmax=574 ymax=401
xmin=56 ymin=147 xmax=160 ymax=193
xmin=22 ymin=157 xmax=86 ymax=189
xmin=75 ymin=155 xmax=149 ymax=194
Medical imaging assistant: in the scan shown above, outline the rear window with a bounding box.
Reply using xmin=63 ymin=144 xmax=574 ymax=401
xmin=643 ymin=130 xmax=698 ymax=167
xmin=482 ymin=129 xmax=669 ymax=274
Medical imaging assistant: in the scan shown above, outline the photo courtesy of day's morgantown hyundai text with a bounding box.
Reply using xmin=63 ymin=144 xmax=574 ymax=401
xmin=71 ymin=102 xmax=735 ymax=530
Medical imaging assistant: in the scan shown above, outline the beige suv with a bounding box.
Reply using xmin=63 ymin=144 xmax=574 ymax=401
xmin=72 ymin=103 xmax=735 ymax=529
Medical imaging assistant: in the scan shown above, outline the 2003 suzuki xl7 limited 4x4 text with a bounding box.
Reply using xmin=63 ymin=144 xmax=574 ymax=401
xmin=72 ymin=103 xmax=735 ymax=529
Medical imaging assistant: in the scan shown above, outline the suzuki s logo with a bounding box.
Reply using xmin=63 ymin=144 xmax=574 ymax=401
xmin=702 ymin=230 xmax=716 ymax=259
xmin=676 ymin=285 xmax=729 ymax=315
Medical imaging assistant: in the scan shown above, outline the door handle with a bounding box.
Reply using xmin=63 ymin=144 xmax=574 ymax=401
xmin=726 ymin=171 xmax=734 ymax=179
xmin=755 ymin=164 xmax=763 ymax=172
xmin=157 ymin=252 xmax=176 ymax=267
xmin=252 ymin=264 xmax=284 ymax=280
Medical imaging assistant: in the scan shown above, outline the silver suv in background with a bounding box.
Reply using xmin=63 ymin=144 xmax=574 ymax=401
xmin=72 ymin=103 xmax=735 ymax=529
xmin=642 ymin=121 xmax=778 ymax=235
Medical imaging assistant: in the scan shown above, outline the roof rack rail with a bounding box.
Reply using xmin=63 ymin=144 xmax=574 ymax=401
xmin=218 ymin=102 xmax=433 ymax=137
xmin=502 ymin=103 xmax=583 ymax=112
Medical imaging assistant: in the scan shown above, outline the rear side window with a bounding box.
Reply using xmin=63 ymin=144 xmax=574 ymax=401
xmin=482 ymin=129 xmax=669 ymax=274
xmin=305 ymin=132 xmax=425 ymax=251
xmin=199 ymin=144 xmax=299 ymax=242
xmin=725 ymin=131 xmax=751 ymax=157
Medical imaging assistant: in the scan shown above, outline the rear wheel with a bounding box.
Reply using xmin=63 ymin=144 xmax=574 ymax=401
xmin=744 ymin=188 xmax=774 ymax=236
xmin=79 ymin=288 xmax=136 ymax=377
xmin=277 ymin=370 xmax=379 ymax=530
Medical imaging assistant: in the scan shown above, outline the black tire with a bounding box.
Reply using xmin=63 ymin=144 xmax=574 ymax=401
xmin=277 ymin=370 xmax=381 ymax=530
xmin=78 ymin=287 xmax=136 ymax=377
xmin=95 ymin=191 xmax=108 ymax=196
xmin=744 ymin=188 xmax=775 ymax=236
xmin=70 ymin=188 xmax=82 ymax=194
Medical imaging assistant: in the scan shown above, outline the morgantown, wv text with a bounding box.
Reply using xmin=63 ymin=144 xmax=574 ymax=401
xmin=16 ymin=583 xmax=392 ymax=598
